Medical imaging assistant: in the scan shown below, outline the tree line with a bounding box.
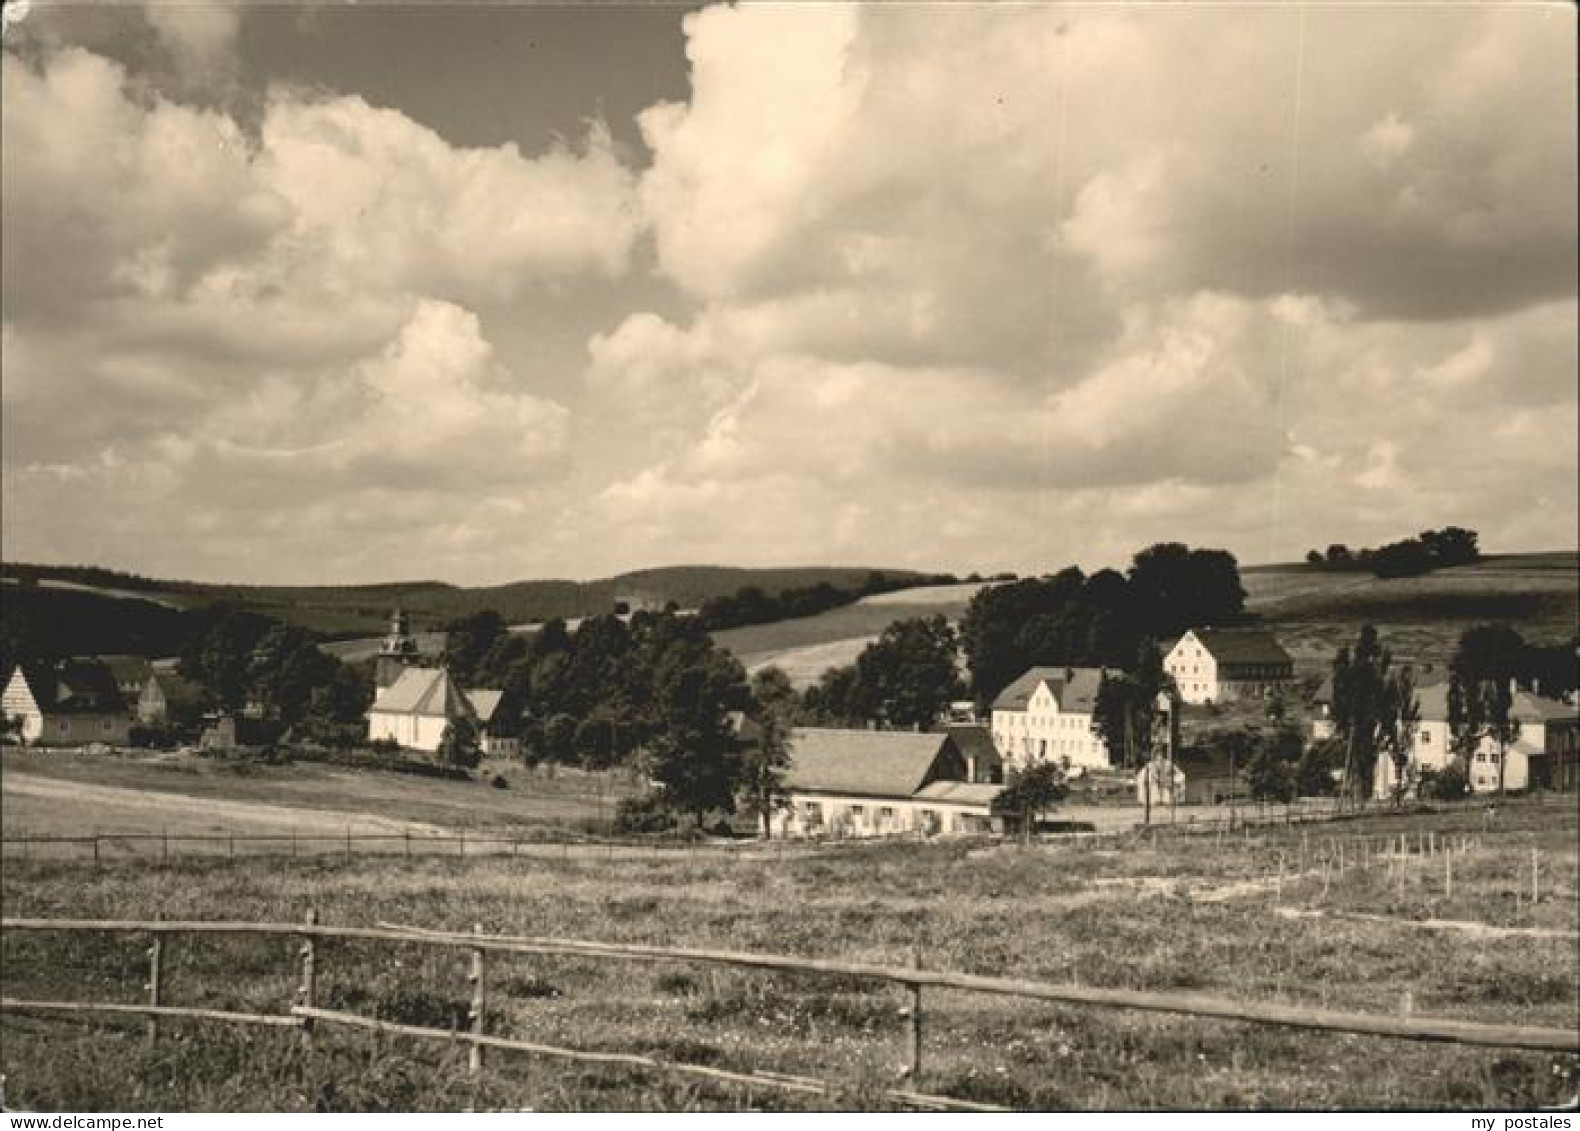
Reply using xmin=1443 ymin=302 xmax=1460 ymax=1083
xmin=692 ymin=570 xmax=958 ymax=633
xmin=1304 ymin=526 xmax=1480 ymax=579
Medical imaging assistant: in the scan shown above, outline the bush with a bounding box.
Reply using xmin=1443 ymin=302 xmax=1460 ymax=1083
xmin=613 ymin=793 xmax=678 ymax=835
xmin=1420 ymin=762 xmax=1470 ymax=801
xmin=490 ymin=773 xmax=509 ymax=790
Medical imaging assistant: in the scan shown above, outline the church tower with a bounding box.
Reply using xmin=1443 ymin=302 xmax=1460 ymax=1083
xmin=376 ymin=607 xmax=420 ymax=689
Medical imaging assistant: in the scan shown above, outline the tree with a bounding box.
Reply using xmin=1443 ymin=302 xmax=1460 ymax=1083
xmin=1089 ymin=641 xmax=1172 ymax=771
xmin=1448 ymin=625 xmax=1525 ymax=796
xmin=1419 ymin=526 xmax=1479 ymax=568
xmin=441 ymin=611 xmax=509 ymax=687
xmin=1380 ymin=666 xmax=1421 ymax=806
xmin=852 ymin=616 xmax=963 ymax=730
xmin=1244 ymin=732 xmax=1297 ymax=804
xmin=1127 ymin=543 xmax=1246 ymax=637
xmin=992 ymin=760 xmax=1069 ymax=842
xmin=643 ymin=629 xmax=750 ymax=827
xmin=1331 ymin=625 xmax=1395 ymax=807
xmin=737 ymin=667 xmax=797 ymax=838
xmin=1371 ymin=539 xmax=1434 ymax=579
xmin=1296 ymin=739 xmax=1340 ymax=797
xmin=437 ymin=714 xmax=482 ymax=770
xmin=1305 ymin=549 xmax=1325 ymax=566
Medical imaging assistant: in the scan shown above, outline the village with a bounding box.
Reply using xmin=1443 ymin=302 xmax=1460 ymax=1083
xmin=5 ymin=576 xmax=1577 ymax=844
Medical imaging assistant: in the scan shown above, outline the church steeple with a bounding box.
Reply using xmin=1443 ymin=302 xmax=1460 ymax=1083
xmin=376 ymin=607 xmax=419 ymax=688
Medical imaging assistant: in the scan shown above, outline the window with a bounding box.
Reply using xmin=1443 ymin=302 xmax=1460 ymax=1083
xmin=57 ymin=720 xmax=70 ymax=734
xmin=879 ymin=806 xmax=895 ymax=821
xmin=1420 ymin=731 xmax=1431 ymax=743
xmin=102 ymin=720 xmax=113 ymax=733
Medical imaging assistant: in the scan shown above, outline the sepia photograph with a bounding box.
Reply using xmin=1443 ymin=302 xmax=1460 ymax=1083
xmin=0 ymin=0 xmax=1576 ymax=1116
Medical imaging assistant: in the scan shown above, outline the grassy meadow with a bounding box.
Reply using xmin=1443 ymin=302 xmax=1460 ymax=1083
xmin=0 ymin=749 xmax=630 ymax=847
xmin=2 ymin=797 xmax=1575 ymax=1111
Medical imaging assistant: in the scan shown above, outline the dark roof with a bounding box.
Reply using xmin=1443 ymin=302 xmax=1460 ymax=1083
xmin=945 ymin=724 xmax=1002 ymax=771
xmin=1188 ymin=628 xmax=1292 ymax=667
xmin=991 ymin=666 xmax=1111 ymax=712
xmin=98 ymin=655 xmax=153 ymax=688
xmin=45 ymin=660 xmax=125 ymax=713
xmin=785 ymin=728 xmax=956 ymax=798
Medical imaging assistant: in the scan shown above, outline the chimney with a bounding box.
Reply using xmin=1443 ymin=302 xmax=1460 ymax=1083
xmin=967 ymin=754 xmax=978 ymax=782
xmin=1533 ymin=678 xmax=1541 ymax=697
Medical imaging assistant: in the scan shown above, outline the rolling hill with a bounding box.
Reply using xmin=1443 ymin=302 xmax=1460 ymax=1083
xmin=717 ymin=553 xmax=1578 ymax=687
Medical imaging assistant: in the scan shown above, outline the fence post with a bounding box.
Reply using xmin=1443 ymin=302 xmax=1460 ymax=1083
xmin=292 ymin=830 xmax=298 ymax=859
xmin=93 ymin=834 xmax=101 ymax=868
xmin=460 ymin=830 xmax=467 ymax=858
xmin=404 ymin=830 xmax=412 ymax=859
xmin=1445 ymin=849 xmax=1453 ymax=899
xmin=162 ymin=827 xmax=169 ymax=863
xmin=468 ymin=923 xmax=486 ymax=1079
xmin=229 ymin=830 xmax=236 ymax=860
xmin=298 ymin=908 xmax=318 ymax=1053
xmin=145 ymin=913 xmax=164 ymax=1047
xmin=902 ymin=946 xmax=923 ymax=1084
xmin=345 ymin=827 xmax=353 ymax=863
xmin=1530 ymin=847 xmax=1539 ymax=905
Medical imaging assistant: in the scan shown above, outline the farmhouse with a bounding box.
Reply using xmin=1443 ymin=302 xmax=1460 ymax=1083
xmin=2 ymin=660 xmax=132 ymax=747
xmin=1374 ymin=680 xmax=1579 ymax=797
xmin=137 ymin=671 xmax=204 ymax=726
xmin=99 ymin=655 xmax=154 ymax=705
xmin=775 ymin=728 xmax=1000 ymax=838
xmin=1164 ymin=628 xmax=1294 ymax=705
xmin=989 ymin=666 xmax=1113 ymax=772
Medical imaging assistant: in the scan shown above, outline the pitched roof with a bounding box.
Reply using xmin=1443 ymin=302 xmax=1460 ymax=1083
xmin=991 ymin=666 xmax=1111 ymax=713
xmin=98 ymin=655 xmax=153 ymax=689
xmin=372 ymin=667 xmax=473 ymax=719
xmin=944 ymin=724 xmax=1002 ymax=771
xmin=49 ymin=659 xmax=125 ymax=713
xmin=1415 ymin=680 xmax=1577 ymax=725
xmin=465 ymin=689 xmax=504 ymax=724
xmin=784 ymin=728 xmax=955 ymax=798
xmin=913 ymin=780 xmax=1001 ymax=807
xmin=1188 ymin=628 xmax=1292 ymax=667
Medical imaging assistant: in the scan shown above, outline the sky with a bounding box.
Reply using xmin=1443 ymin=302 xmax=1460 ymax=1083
xmin=2 ymin=1 xmax=1576 ymax=585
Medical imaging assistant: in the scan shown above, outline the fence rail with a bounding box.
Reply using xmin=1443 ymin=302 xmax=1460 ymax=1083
xmin=3 ymin=914 xmax=1576 ymax=1114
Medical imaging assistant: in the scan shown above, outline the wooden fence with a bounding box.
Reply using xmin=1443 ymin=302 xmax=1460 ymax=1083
xmin=0 ymin=828 xmax=806 ymax=864
xmin=2 ymin=915 xmax=1576 ymax=1112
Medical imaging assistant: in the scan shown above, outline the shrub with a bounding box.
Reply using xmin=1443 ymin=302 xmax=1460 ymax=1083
xmin=490 ymin=773 xmax=509 ymax=790
xmin=1420 ymin=762 xmax=1470 ymax=801
xmin=613 ymin=793 xmax=678 ymax=834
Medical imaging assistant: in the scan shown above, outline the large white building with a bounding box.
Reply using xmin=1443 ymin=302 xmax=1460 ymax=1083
xmin=1374 ymin=681 xmax=1578 ymax=797
xmin=989 ymin=666 xmax=1113 ymax=772
xmin=1163 ymin=628 xmax=1294 ymax=705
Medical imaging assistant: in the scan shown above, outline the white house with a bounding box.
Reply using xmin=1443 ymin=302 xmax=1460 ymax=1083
xmin=776 ymin=728 xmax=1000 ymax=839
xmin=989 ymin=666 xmax=1112 ymax=772
xmin=365 ymin=666 xmax=508 ymax=755
xmin=1374 ymin=681 xmax=1578 ymax=797
xmin=3 ymin=661 xmax=132 ymax=747
xmin=1164 ymin=628 xmax=1294 ymax=705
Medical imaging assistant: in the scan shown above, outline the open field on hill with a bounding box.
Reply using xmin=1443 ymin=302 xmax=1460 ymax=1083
xmin=714 ymin=583 xmax=991 ymax=685
xmin=1251 ymin=552 xmax=1578 ymax=671
xmin=717 ymin=554 xmax=1577 ymax=687
xmin=2 ymin=798 xmax=1574 ymax=1111
xmin=0 ymin=750 xmax=628 ymax=842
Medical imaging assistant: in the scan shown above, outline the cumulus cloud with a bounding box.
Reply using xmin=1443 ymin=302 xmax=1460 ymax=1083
xmin=3 ymin=3 xmax=1575 ymax=581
